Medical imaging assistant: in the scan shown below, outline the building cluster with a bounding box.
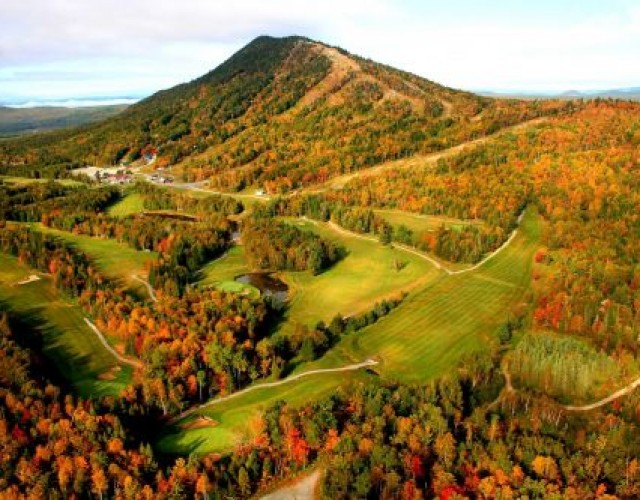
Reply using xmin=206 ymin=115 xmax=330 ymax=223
xmin=95 ymin=168 xmax=134 ymax=185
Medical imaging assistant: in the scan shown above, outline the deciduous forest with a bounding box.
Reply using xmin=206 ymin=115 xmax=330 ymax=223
xmin=1 ymin=35 xmax=640 ymax=498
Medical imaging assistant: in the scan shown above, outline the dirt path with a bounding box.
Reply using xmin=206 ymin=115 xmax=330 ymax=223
xmin=563 ymin=376 xmax=640 ymax=412
xmin=171 ymin=359 xmax=378 ymax=423
xmin=16 ymin=274 xmax=41 ymax=285
xmin=84 ymin=318 xmax=143 ymax=369
xmin=325 ymin=210 xmax=525 ymax=277
xmin=131 ymin=274 xmax=157 ymax=302
xmin=324 ymin=118 xmax=547 ymax=190
xmin=261 ymin=470 xmax=320 ymax=500
xmin=493 ymin=364 xmax=640 ymax=413
xmin=448 ymin=216 xmax=523 ymax=276
xmin=326 ymin=221 xmax=447 ymax=271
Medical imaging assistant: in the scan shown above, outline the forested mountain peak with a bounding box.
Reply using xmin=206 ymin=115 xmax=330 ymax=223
xmin=0 ymin=35 xmax=571 ymax=192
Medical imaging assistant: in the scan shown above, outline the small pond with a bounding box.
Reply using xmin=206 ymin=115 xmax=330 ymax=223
xmin=236 ymin=273 xmax=288 ymax=303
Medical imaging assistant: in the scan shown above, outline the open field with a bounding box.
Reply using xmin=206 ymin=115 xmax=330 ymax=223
xmin=0 ymin=175 xmax=84 ymax=187
xmin=304 ymin=209 xmax=540 ymax=381
xmin=0 ymin=254 xmax=132 ymax=397
xmin=374 ymin=208 xmax=483 ymax=233
xmin=25 ymin=223 xmax=157 ymax=298
xmin=279 ymin=218 xmax=442 ymax=335
xmin=508 ymin=330 xmax=632 ymax=404
xmin=199 ymin=217 xmax=449 ymax=336
xmin=197 ymin=246 xmax=259 ymax=297
xmin=107 ymin=192 xmax=144 ymax=216
xmin=156 ymin=371 xmax=371 ymax=455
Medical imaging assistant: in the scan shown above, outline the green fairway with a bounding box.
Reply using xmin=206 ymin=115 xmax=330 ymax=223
xmin=278 ymin=218 xmax=441 ymax=335
xmin=28 ymin=223 xmax=157 ymax=298
xmin=0 ymin=254 xmax=132 ymax=397
xmin=156 ymin=371 xmax=370 ymax=455
xmin=107 ymin=192 xmax=144 ymax=216
xmin=0 ymin=175 xmax=84 ymax=187
xmin=374 ymin=209 xmax=482 ymax=234
xmin=314 ymin=209 xmax=540 ymax=381
xmin=198 ymin=246 xmax=259 ymax=297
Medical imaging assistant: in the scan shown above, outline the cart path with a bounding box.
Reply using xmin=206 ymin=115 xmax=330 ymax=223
xmin=131 ymin=274 xmax=157 ymax=302
xmin=84 ymin=318 xmax=143 ymax=369
xmin=492 ymin=365 xmax=640 ymax=413
xmin=325 ymin=209 xmax=524 ymax=276
xmin=562 ymin=376 xmax=640 ymax=412
xmin=171 ymin=359 xmax=378 ymax=423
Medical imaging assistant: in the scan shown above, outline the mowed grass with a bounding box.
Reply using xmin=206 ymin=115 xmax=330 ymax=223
xmin=107 ymin=192 xmax=144 ymax=216
xmin=156 ymin=371 xmax=370 ymax=455
xmin=312 ymin=209 xmax=541 ymax=382
xmin=0 ymin=175 xmax=84 ymax=187
xmin=375 ymin=209 xmax=482 ymax=233
xmin=0 ymin=254 xmax=131 ymax=397
xmin=198 ymin=246 xmax=259 ymax=297
xmin=159 ymin=211 xmax=539 ymax=455
xmin=279 ymin=218 xmax=441 ymax=335
xmin=25 ymin=223 xmax=157 ymax=298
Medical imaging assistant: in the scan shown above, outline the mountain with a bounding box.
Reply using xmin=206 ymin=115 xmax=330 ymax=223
xmin=0 ymin=104 xmax=129 ymax=138
xmin=479 ymin=87 xmax=640 ymax=101
xmin=0 ymin=35 xmax=571 ymax=191
xmin=561 ymin=87 xmax=640 ymax=99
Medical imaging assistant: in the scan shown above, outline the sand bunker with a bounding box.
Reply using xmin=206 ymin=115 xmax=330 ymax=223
xmin=181 ymin=415 xmax=219 ymax=430
xmin=16 ymin=274 xmax=41 ymax=285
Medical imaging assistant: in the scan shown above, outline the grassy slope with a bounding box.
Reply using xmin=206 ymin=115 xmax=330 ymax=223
xmin=107 ymin=192 xmax=144 ymax=217
xmin=0 ymin=176 xmax=84 ymax=187
xmin=27 ymin=223 xmax=156 ymax=298
xmin=156 ymin=371 xmax=371 ymax=455
xmin=201 ymin=218 xmax=441 ymax=335
xmin=315 ymin=209 xmax=540 ymax=381
xmin=198 ymin=246 xmax=259 ymax=297
xmin=374 ymin=209 xmax=483 ymax=233
xmin=0 ymin=254 xmax=131 ymax=397
xmin=279 ymin=218 xmax=441 ymax=335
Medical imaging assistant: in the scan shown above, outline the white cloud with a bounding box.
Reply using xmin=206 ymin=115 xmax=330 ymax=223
xmin=1 ymin=0 xmax=639 ymax=100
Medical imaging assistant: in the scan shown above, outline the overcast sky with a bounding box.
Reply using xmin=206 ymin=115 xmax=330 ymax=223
xmin=1 ymin=0 xmax=639 ymax=104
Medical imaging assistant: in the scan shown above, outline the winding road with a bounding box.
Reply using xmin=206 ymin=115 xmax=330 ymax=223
xmin=562 ymin=376 xmax=640 ymax=412
xmin=493 ymin=364 xmax=640 ymax=413
xmin=131 ymin=274 xmax=157 ymax=302
xmin=84 ymin=318 xmax=143 ymax=369
xmin=171 ymin=359 xmax=378 ymax=423
xmin=325 ymin=210 xmax=525 ymax=276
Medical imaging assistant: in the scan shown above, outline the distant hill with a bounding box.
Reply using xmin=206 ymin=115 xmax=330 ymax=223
xmin=0 ymin=105 xmax=129 ymax=137
xmin=479 ymin=87 xmax=640 ymax=101
xmin=0 ymin=35 xmax=572 ymax=191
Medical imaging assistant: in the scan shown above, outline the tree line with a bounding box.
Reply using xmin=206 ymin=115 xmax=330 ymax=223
xmin=242 ymin=216 xmax=344 ymax=274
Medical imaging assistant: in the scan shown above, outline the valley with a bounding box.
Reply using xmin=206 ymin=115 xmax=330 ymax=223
xmin=1 ymin=34 xmax=640 ymax=498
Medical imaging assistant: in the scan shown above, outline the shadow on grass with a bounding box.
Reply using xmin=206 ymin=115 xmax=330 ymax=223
xmin=0 ymin=298 xmax=122 ymax=399
xmin=154 ymin=424 xmax=212 ymax=459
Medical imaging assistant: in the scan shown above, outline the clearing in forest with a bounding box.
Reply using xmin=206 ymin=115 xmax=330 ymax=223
xmin=29 ymin=223 xmax=157 ymax=297
xmin=107 ymin=192 xmax=144 ymax=217
xmin=314 ymin=209 xmax=540 ymax=380
xmin=279 ymin=218 xmax=441 ymax=334
xmin=161 ymin=210 xmax=539 ymax=455
xmin=156 ymin=371 xmax=371 ymax=455
xmin=0 ymin=254 xmax=132 ymax=396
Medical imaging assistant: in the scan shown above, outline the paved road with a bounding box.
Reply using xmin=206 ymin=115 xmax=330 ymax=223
xmin=171 ymin=359 xmax=378 ymax=423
